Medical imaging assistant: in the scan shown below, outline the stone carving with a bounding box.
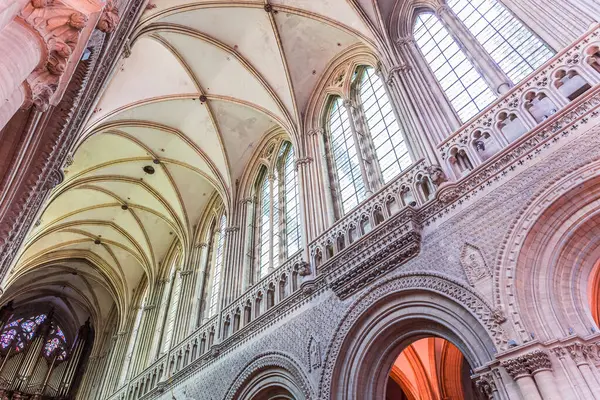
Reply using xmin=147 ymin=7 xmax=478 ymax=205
xmin=97 ymin=0 xmax=120 ymax=33
xmin=475 ymin=372 xmax=496 ymax=399
xmin=460 ymin=243 xmax=491 ymax=286
xmin=501 ymin=350 xmax=553 ymax=379
xmin=308 ymin=336 xmax=321 ymax=372
xmin=295 ymin=261 xmax=311 ymax=277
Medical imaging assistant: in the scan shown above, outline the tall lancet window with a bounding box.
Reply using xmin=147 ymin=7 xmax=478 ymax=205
xmin=328 ymin=97 xmax=366 ymax=214
xmin=358 ymin=67 xmax=412 ymax=183
xmin=255 ymin=140 xmax=302 ymax=280
xmin=162 ymin=252 xmax=181 ymax=353
xmin=447 ymin=0 xmax=554 ymax=84
xmin=414 ymin=12 xmax=496 ymax=122
xmin=208 ymin=214 xmax=226 ymax=317
xmin=324 ymin=65 xmax=414 ymax=217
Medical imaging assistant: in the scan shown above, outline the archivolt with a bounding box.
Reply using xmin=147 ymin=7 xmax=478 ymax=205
xmin=496 ymin=159 xmax=600 ymax=342
xmin=223 ymin=352 xmax=315 ymax=400
xmin=319 ymin=272 xmax=500 ymax=399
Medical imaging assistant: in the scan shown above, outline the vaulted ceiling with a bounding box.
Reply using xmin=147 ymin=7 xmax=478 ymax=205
xmin=6 ymin=0 xmax=391 ymax=333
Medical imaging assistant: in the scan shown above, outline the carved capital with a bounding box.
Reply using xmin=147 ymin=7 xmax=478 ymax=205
xmin=435 ymin=4 xmax=452 ymax=17
xmin=68 ymin=12 xmax=88 ymax=30
xmin=29 ymin=82 xmax=57 ymax=111
xmin=475 ymin=372 xmax=496 ymax=399
xmin=295 ymin=157 xmax=313 ymax=169
xmin=225 ymin=226 xmax=240 ymax=235
xmin=396 ymin=36 xmax=416 ymax=47
xmin=502 ymin=350 xmax=553 ymax=379
xmin=180 ymin=270 xmax=193 ymax=277
xmin=502 ymin=357 xmax=529 ymax=379
xmin=97 ymin=0 xmax=120 ymax=33
xmin=566 ymin=343 xmax=595 ymax=365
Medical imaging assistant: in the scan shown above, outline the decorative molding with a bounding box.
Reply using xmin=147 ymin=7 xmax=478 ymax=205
xmin=501 ymin=350 xmax=553 ymax=379
xmin=223 ymin=352 xmax=314 ymax=400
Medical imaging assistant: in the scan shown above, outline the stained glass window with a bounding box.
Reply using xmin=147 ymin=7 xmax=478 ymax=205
xmin=328 ymin=97 xmax=366 ymax=213
xmin=447 ymin=0 xmax=554 ymax=84
xmin=414 ymin=12 xmax=496 ymax=122
xmin=0 ymin=329 xmax=16 ymax=349
xmin=43 ymin=322 xmax=68 ymax=361
xmin=358 ymin=67 xmax=412 ymax=183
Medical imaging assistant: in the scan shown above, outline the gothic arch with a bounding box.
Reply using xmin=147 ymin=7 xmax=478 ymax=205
xmin=496 ymin=159 xmax=600 ymax=342
xmin=319 ymin=273 xmax=499 ymax=400
xmin=223 ymin=352 xmax=315 ymax=400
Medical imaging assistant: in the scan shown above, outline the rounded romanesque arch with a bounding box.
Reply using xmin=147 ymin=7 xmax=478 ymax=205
xmin=224 ymin=352 xmax=315 ymax=400
xmin=320 ymin=273 xmax=500 ymax=400
xmin=496 ymin=159 xmax=600 ymax=342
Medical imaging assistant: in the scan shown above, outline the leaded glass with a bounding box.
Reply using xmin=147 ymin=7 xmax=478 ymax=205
xmin=282 ymin=146 xmax=301 ymax=255
xmin=448 ymin=0 xmax=554 ymax=84
xmin=258 ymin=173 xmax=271 ymax=278
xmin=0 ymin=329 xmax=16 ymax=349
xmin=209 ymin=215 xmax=226 ymax=316
xmin=414 ymin=12 xmax=496 ymax=122
xmin=329 ymin=97 xmax=366 ymax=213
xmin=358 ymin=67 xmax=412 ymax=183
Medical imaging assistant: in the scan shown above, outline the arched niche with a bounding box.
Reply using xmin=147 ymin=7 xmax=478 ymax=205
xmin=224 ymin=352 xmax=314 ymax=400
xmin=322 ymin=274 xmax=498 ymax=400
xmin=501 ymin=167 xmax=600 ymax=341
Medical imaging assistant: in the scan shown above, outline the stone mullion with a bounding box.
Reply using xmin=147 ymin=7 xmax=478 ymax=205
xmin=350 ymin=95 xmax=384 ymax=191
xmin=191 ymin=243 xmax=209 ymax=327
xmin=374 ymin=65 xmax=428 ymax=165
xmin=498 ymin=0 xmax=594 ymax=50
xmin=437 ymin=5 xmax=511 ymax=94
xmin=224 ymin=225 xmax=242 ymax=304
xmin=317 ymin=128 xmax=338 ymax=226
xmin=343 ymin=99 xmax=374 ymax=197
xmin=240 ymin=198 xmax=256 ymax=291
xmin=152 ymin=276 xmax=175 ymax=359
xmin=173 ymin=245 xmax=200 ymax=344
xmin=397 ymin=38 xmax=460 ymax=143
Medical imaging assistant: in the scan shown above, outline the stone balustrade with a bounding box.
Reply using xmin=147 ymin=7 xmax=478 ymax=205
xmin=438 ymin=24 xmax=600 ymax=181
xmin=105 ymin=22 xmax=600 ymax=400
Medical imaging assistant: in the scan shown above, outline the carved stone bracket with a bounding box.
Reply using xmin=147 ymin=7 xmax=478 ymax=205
xmin=96 ymin=0 xmax=119 ymax=33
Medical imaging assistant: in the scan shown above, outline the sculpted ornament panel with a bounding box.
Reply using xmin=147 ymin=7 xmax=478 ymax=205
xmin=308 ymin=336 xmax=321 ymax=372
xmin=460 ymin=243 xmax=491 ymax=285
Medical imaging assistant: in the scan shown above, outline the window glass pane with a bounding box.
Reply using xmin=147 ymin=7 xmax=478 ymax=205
xmin=209 ymin=215 xmax=226 ymax=316
xmin=258 ymin=173 xmax=270 ymax=278
xmin=414 ymin=12 xmax=496 ymax=122
xmin=447 ymin=0 xmax=554 ymax=84
xmin=282 ymin=145 xmax=301 ymax=256
xmin=328 ymin=97 xmax=366 ymax=214
xmin=163 ymin=255 xmax=181 ymax=352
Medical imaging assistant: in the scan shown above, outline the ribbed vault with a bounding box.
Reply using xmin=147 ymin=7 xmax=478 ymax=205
xmin=5 ymin=0 xmax=387 ymax=336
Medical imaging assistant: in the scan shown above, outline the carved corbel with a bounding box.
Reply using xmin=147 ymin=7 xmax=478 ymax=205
xmin=96 ymin=0 xmax=119 ymax=33
xmin=295 ymin=261 xmax=311 ymax=277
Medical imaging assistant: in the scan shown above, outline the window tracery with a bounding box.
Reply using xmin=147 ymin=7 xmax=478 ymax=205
xmin=447 ymin=0 xmax=554 ymax=83
xmin=325 ymin=65 xmax=414 ymax=216
xmin=411 ymin=2 xmax=555 ymax=123
xmin=43 ymin=323 xmax=68 ymax=361
xmin=0 ymin=313 xmax=47 ymax=354
xmin=208 ymin=214 xmax=227 ymax=317
xmin=254 ymin=140 xmax=302 ymax=279
xmin=414 ymin=12 xmax=496 ymax=122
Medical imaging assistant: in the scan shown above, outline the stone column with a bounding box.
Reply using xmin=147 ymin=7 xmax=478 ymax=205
xmin=566 ymin=343 xmax=600 ymax=396
xmin=0 ymin=20 xmax=42 ymax=111
xmin=192 ymin=242 xmax=209 ymax=327
xmin=0 ymin=0 xmax=28 ymax=31
xmin=528 ymin=351 xmax=561 ymax=400
xmin=502 ymin=355 xmax=542 ymax=400
xmin=394 ymin=37 xmax=460 ymax=143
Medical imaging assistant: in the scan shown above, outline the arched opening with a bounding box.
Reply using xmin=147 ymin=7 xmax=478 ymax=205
xmin=386 ymin=337 xmax=481 ymax=400
xmin=325 ymin=277 xmax=497 ymax=400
